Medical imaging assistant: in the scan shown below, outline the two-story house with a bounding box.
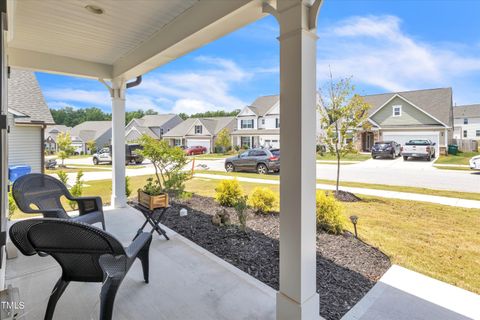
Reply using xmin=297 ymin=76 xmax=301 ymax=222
xmin=357 ymin=88 xmax=453 ymax=155
xmin=125 ymin=114 xmax=183 ymax=142
xmin=231 ymin=95 xmax=281 ymax=149
xmin=162 ymin=117 xmax=236 ymax=153
xmin=231 ymin=94 xmax=324 ymax=149
xmin=453 ymin=104 xmax=480 ymax=140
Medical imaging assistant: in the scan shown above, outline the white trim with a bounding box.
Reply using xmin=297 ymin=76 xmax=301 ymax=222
xmin=237 ymin=106 xmax=257 ymax=117
xmin=369 ymin=94 xmax=449 ymax=128
xmin=392 ymin=105 xmax=402 ymax=117
xmin=184 ymin=119 xmax=213 ymax=137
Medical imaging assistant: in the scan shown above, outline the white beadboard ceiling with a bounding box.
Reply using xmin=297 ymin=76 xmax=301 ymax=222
xmin=9 ymin=0 xmax=199 ymax=65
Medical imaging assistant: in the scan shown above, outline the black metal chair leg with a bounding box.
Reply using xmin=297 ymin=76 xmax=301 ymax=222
xmin=44 ymin=277 xmax=70 ymax=320
xmin=99 ymin=276 xmax=123 ymax=320
xmin=137 ymin=241 xmax=151 ymax=283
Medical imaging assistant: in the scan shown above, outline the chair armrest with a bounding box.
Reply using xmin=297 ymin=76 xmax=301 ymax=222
xmin=20 ymin=208 xmax=69 ymax=219
xmin=72 ymin=196 xmax=103 ymax=216
xmin=125 ymin=232 xmax=152 ymax=259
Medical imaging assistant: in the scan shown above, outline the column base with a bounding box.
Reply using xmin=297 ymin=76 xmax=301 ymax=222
xmin=111 ymin=195 xmax=127 ymax=208
xmin=276 ymin=291 xmax=322 ymax=320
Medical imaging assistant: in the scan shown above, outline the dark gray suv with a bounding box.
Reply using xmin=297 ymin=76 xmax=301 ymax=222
xmin=225 ymin=148 xmax=280 ymax=174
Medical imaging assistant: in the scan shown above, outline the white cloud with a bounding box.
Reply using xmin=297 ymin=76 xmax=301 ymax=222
xmin=43 ymin=89 xmax=110 ymax=107
xmin=317 ymin=15 xmax=480 ymax=103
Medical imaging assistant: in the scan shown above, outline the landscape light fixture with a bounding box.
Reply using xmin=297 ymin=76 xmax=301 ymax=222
xmin=349 ymin=215 xmax=358 ymax=238
xmin=85 ymin=4 xmax=104 ymax=15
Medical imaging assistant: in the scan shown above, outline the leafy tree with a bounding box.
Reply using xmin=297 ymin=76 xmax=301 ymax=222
xmin=138 ymin=135 xmax=190 ymax=194
xmin=180 ymin=109 xmax=240 ymax=120
xmin=86 ymin=140 xmax=96 ymax=154
xmin=57 ymin=132 xmax=76 ymax=167
xmin=214 ymin=128 xmax=231 ymax=153
xmin=178 ymin=112 xmax=189 ymax=120
xmin=50 ymin=107 xmax=111 ymax=127
xmin=319 ymin=76 xmax=370 ymax=194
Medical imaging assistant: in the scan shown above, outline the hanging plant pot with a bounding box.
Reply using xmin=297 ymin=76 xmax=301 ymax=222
xmin=137 ymin=189 xmax=169 ymax=210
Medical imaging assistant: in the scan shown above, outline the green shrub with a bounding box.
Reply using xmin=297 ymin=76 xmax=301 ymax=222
xmin=248 ymin=187 xmax=277 ymax=214
xmin=8 ymin=192 xmax=16 ymax=219
xmin=215 ymin=179 xmax=244 ymax=207
xmin=316 ymin=191 xmax=346 ymax=234
xmin=69 ymin=170 xmax=84 ymax=210
xmin=125 ymin=176 xmax=132 ymax=198
xmin=57 ymin=170 xmax=68 ymax=185
xmin=234 ymin=195 xmax=248 ymax=232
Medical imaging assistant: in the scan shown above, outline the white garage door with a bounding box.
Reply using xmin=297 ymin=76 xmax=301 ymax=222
xmin=383 ymin=131 xmax=440 ymax=155
xmin=186 ymin=139 xmax=211 ymax=153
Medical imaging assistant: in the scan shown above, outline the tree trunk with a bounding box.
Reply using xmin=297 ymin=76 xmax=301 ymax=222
xmin=336 ymin=148 xmax=340 ymax=195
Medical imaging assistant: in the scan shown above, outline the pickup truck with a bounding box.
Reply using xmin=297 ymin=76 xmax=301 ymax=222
xmin=92 ymin=144 xmax=144 ymax=165
xmin=401 ymin=140 xmax=436 ymax=161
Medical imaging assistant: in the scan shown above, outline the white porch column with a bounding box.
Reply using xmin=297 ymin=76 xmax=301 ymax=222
xmin=276 ymin=0 xmax=321 ymax=319
xmin=111 ymin=79 xmax=127 ymax=208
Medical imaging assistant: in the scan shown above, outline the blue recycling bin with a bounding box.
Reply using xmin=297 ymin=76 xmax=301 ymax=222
xmin=8 ymin=165 xmax=31 ymax=183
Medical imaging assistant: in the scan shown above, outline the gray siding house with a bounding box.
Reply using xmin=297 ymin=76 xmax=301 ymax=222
xmin=453 ymin=104 xmax=480 ymax=140
xmin=70 ymin=121 xmax=112 ymax=153
xmin=163 ymin=117 xmax=236 ymax=153
xmin=8 ymin=69 xmax=55 ymax=173
xmin=125 ymin=114 xmax=183 ymax=142
xmin=358 ymin=88 xmax=453 ymax=155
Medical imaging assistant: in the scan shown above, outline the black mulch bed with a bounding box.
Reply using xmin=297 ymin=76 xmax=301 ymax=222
xmin=160 ymin=195 xmax=391 ymax=320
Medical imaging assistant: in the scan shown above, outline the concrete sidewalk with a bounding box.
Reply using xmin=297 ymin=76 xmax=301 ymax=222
xmin=194 ymin=173 xmax=480 ymax=209
xmin=342 ymin=265 xmax=480 ymax=320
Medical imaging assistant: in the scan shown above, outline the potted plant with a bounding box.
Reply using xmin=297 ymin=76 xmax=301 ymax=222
xmin=138 ymin=177 xmax=168 ymax=210
xmin=137 ymin=135 xmax=190 ymax=209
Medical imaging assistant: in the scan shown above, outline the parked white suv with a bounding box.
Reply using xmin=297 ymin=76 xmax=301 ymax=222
xmin=470 ymin=155 xmax=480 ymax=170
xmin=401 ymin=140 xmax=436 ymax=161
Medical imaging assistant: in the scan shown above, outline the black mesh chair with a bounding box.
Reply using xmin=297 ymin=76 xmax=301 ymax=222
xmin=9 ymin=218 xmax=152 ymax=320
xmin=12 ymin=173 xmax=106 ymax=230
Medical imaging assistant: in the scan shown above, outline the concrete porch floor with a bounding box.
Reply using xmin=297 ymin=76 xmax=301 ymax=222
xmin=342 ymin=265 xmax=480 ymax=320
xmin=5 ymin=207 xmax=276 ymax=320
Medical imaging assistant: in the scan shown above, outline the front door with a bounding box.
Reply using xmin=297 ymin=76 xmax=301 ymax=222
xmin=364 ymin=132 xmax=374 ymax=151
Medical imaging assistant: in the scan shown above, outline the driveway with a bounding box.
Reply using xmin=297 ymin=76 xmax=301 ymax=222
xmin=355 ymin=156 xmax=437 ymax=170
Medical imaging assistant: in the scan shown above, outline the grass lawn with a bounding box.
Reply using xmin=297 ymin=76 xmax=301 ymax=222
xmin=9 ymin=174 xmax=480 ymax=293
xmin=188 ymin=153 xmax=232 ymax=160
xmin=435 ymin=151 xmax=479 ymax=165
xmin=194 ymin=170 xmax=480 ymax=201
xmin=316 ymin=153 xmax=371 ymax=161
xmin=46 ymin=167 xmax=104 ymax=174
xmin=434 ymin=166 xmax=473 ymax=171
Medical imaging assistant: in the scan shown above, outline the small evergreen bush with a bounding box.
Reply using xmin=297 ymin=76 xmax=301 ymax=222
xmin=316 ymin=191 xmax=346 ymax=234
xmin=215 ymin=179 xmax=244 ymax=207
xmin=248 ymin=187 xmax=277 ymax=214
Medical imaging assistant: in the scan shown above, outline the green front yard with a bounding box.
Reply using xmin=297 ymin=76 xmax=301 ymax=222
xmin=435 ymin=151 xmax=478 ymax=165
xmin=195 ymin=170 xmax=480 ymax=201
xmin=316 ymin=153 xmax=371 ymax=161
xmin=9 ymin=174 xmax=480 ymax=294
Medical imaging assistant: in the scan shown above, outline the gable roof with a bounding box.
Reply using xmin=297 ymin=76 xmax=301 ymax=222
xmin=8 ymin=69 xmax=54 ymax=124
xmin=362 ymin=88 xmax=453 ymax=127
xmin=132 ymin=114 xmax=179 ymax=128
xmin=454 ymin=104 xmax=480 ymax=118
xmin=44 ymin=125 xmax=72 ymax=139
xmin=247 ymin=95 xmax=279 ymax=117
xmin=71 ymin=121 xmax=111 ymax=142
xmin=163 ymin=117 xmax=234 ymax=138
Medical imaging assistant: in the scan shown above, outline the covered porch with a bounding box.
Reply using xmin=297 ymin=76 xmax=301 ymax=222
xmin=5 ymin=206 xmax=276 ymax=319
xmin=1 ymin=0 xmax=322 ymax=319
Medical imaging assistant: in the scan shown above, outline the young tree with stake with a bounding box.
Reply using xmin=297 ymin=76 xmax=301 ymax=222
xmin=319 ymin=75 xmax=370 ymax=195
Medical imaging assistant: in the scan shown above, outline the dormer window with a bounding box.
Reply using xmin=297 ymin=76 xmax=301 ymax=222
xmin=464 ymin=118 xmax=468 ymax=125
xmin=393 ymin=105 xmax=402 ymax=117
xmin=195 ymin=125 xmax=202 ymax=134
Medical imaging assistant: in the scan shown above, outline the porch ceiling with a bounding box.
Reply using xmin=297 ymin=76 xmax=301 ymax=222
xmin=7 ymin=0 xmax=266 ymax=80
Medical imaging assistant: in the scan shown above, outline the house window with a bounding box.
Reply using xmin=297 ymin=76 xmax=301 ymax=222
xmin=275 ymin=118 xmax=280 ymax=128
xmin=476 ymin=130 xmax=480 ymax=137
xmin=261 ymin=119 xmax=265 ymax=125
xmin=240 ymin=136 xmax=251 ymax=148
xmin=393 ymin=105 xmax=402 ymax=117
xmin=174 ymin=138 xmax=181 ymax=146
xmin=160 ymin=128 xmax=164 ymax=135
xmin=463 ymin=130 xmax=468 ymax=138
xmin=241 ymin=119 xmax=254 ymax=129
xmin=194 ymin=125 xmax=202 ymax=134
xmin=464 ymin=118 xmax=468 ymax=125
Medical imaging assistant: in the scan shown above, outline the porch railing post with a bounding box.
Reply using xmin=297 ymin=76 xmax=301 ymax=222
xmin=111 ymin=79 xmax=127 ymax=208
xmin=276 ymin=0 xmax=322 ymax=319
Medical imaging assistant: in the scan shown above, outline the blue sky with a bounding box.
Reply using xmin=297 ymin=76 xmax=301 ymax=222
xmin=37 ymin=0 xmax=480 ymax=114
